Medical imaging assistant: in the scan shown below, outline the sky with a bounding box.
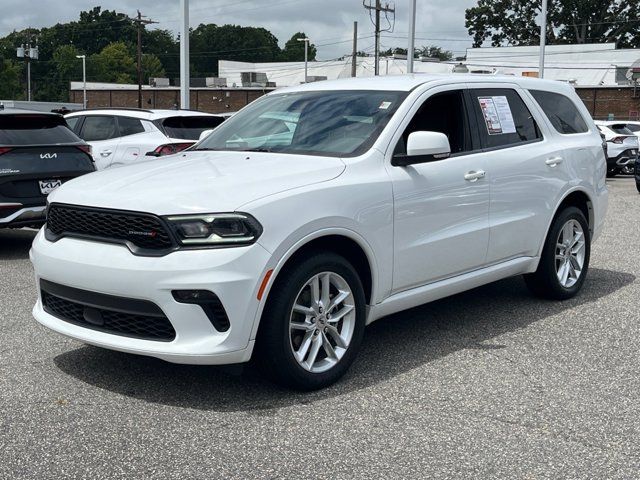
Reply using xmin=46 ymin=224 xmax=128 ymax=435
xmin=0 ymin=0 xmax=478 ymax=59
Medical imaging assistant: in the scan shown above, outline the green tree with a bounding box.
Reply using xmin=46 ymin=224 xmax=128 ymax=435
xmin=140 ymin=53 xmax=166 ymax=83
xmin=280 ymin=33 xmax=317 ymax=61
xmin=0 ymin=57 xmax=22 ymax=99
xmin=465 ymin=0 xmax=640 ymax=48
xmin=90 ymin=42 xmax=136 ymax=84
xmin=417 ymin=45 xmax=453 ymax=61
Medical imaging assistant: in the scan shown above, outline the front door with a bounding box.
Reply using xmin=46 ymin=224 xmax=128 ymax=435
xmin=387 ymin=88 xmax=490 ymax=293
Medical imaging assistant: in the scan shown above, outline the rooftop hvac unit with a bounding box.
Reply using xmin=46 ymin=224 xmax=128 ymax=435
xmin=149 ymin=77 xmax=170 ymax=87
xmin=241 ymin=72 xmax=268 ymax=86
xmin=305 ymin=76 xmax=327 ymax=83
xmin=206 ymin=77 xmax=227 ymax=87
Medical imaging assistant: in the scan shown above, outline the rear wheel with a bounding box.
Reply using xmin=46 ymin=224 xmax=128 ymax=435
xmin=524 ymin=207 xmax=590 ymax=300
xmin=255 ymin=252 xmax=366 ymax=390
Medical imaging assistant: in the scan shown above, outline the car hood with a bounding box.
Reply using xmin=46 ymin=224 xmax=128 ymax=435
xmin=48 ymin=150 xmax=346 ymax=214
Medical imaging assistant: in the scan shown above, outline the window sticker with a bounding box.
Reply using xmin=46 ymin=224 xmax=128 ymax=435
xmin=478 ymin=96 xmax=516 ymax=135
xmin=379 ymin=101 xmax=392 ymax=110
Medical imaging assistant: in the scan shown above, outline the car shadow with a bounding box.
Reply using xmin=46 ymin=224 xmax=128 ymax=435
xmin=54 ymin=267 xmax=635 ymax=413
xmin=0 ymin=228 xmax=38 ymax=260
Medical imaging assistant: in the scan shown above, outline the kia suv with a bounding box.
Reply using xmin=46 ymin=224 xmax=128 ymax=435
xmin=65 ymin=109 xmax=228 ymax=170
xmin=0 ymin=108 xmax=94 ymax=228
xmin=30 ymin=76 xmax=608 ymax=389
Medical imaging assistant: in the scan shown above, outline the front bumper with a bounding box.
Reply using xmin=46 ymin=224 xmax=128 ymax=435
xmin=0 ymin=205 xmax=46 ymax=227
xmin=30 ymin=229 xmax=272 ymax=364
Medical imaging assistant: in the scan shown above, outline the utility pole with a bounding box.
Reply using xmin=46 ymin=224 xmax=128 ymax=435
xmin=180 ymin=0 xmax=190 ymax=109
xmin=539 ymin=0 xmax=548 ymax=79
xmin=363 ymin=0 xmax=395 ymax=75
xmin=16 ymin=30 xmax=38 ymax=101
xmin=133 ymin=10 xmax=157 ymax=109
xmin=351 ymin=21 xmax=358 ymax=77
xmin=407 ymin=0 xmax=416 ymax=73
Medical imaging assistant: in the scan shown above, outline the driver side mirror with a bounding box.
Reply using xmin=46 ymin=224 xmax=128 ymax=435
xmin=392 ymin=131 xmax=451 ymax=167
xmin=198 ymin=129 xmax=215 ymax=142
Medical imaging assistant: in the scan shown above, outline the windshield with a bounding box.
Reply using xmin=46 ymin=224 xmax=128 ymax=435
xmin=161 ymin=116 xmax=226 ymax=140
xmin=194 ymin=90 xmax=407 ymax=157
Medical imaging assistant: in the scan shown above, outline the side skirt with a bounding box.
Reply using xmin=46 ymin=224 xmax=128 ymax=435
xmin=366 ymin=256 xmax=539 ymax=324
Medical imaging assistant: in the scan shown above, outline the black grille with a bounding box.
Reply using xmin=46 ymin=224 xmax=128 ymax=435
xmin=46 ymin=203 xmax=174 ymax=252
xmin=41 ymin=282 xmax=176 ymax=342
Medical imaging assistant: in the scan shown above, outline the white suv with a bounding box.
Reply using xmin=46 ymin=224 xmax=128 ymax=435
xmin=65 ymin=109 xmax=228 ymax=170
xmin=31 ymin=75 xmax=608 ymax=390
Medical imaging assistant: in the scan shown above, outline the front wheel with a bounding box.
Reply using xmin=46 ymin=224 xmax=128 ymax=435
xmin=255 ymin=252 xmax=366 ymax=390
xmin=524 ymin=207 xmax=591 ymax=300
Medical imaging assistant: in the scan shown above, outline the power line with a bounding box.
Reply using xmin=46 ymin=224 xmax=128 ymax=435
xmin=363 ymin=0 xmax=395 ymax=75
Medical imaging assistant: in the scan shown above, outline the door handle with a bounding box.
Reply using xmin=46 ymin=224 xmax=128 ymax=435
xmin=100 ymin=150 xmax=112 ymax=157
xmin=464 ymin=170 xmax=486 ymax=182
xmin=545 ymin=157 xmax=563 ymax=167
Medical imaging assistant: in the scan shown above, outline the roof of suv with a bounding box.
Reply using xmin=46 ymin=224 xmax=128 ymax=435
xmin=65 ymin=109 xmax=225 ymax=121
xmin=274 ymin=73 xmax=577 ymax=95
xmin=0 ymin=107 xmax=61 ymax=116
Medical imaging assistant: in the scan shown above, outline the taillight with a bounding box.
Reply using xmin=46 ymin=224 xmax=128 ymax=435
xmin=152 ymin=142 xmax=195 ymax=156
xmin=610 ymin=137 xmax=625 ymax=144
xmin=76 ymin=144 xmax=92 ymax=156
xmin=0 ymin=147 xmax=13 ymax=155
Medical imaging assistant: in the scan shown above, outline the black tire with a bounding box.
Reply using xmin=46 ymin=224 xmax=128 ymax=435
xmin=524 ymin=206 xmax=591 ymax=300
xmin=636 ymin=182 xmax=640 ymax=194
xmin=255 ymin=251 xmax=366 ymax=390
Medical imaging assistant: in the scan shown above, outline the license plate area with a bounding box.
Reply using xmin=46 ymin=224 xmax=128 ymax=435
xmin=39 ymin=179 xmax=62 ymax=195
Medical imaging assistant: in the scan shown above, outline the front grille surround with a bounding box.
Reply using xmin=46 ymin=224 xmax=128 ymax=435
xmin=40 ymin=280 xmax=176 ymax=342
xmin=45 ymin=203 xmax=177 ymax=256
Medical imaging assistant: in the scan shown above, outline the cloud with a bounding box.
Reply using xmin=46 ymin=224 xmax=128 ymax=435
xmin=1 ymin=0 xmax=477 ymax=59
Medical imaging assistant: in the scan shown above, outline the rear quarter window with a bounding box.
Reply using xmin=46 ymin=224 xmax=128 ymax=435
xmin=0 ymin=114 xmax=81 ymax=145
xmin=161 ymin=116 xmax=226 ymax=140
xmin=529 ymin=90 xmax=589 ymax=134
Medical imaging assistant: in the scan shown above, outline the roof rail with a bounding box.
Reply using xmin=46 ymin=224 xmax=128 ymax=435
xmin=77 ymin=107 xmax=155 ymax=113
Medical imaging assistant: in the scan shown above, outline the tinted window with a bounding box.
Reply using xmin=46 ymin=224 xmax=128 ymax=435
xmin=81 ymin=116 xmax=118 ymax=141
xmin=395 ymin=89 xmax=472 ymax=156
xmin=627 ymin=124 xmax=640 ymax=132
xmin=0 ymin=114 xmax=81 ymax=145
xmin=530 ymin=90 xmax=588 ymax=134
xmin=195 ymin=91 xmax=408 ymax=157
xmin=471 ymin=88 xmax=541 ymax=148
xmin=117 ymin=116 xmax=145 ymax=136
xmin=162 ymin=116 xmax=225 ymax=140
xmin=65 ymin=116 xmax=80 ymax=132
xmin=607 ymin=124 xmax=634 ymax=135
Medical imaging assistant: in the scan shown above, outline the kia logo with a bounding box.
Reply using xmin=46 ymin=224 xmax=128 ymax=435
xmin=40 ymin=153 xmax=57 ymax=159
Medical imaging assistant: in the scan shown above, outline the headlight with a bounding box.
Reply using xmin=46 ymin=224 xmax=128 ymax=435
xmin=165 ymin=213 xmax=262 ymax=247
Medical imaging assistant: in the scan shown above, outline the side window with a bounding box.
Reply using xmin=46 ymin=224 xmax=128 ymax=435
xmin=117 ymin=116 xmax=145 ymax=137
xmin=80 ymin=116 xmax=118 ymax=141
xmin=470 ymin=88 xmax=541 ymax=149
xmin=529 ymin=90 xmax=588 ymax=134
xmin=394 ymin=89 xmax=471 ymax=156
xmin=65 ymin=116 xmax=81 ymax=133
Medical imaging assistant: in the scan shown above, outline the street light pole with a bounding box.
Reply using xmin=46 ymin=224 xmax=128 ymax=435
xmin=180 ymin=0 xmax=190 ymax=109
xmin=76 ymin=55 xmax=87 ymax=109
xmin=539 ymin=0 xmax=548 ymax=79
xmin=17 ymin=42 xmax=38 ymax=101
xmin=297 ymin=37 xmax=309 ymax=83
xmin=407 ymin=0 xmax=416 ymax=73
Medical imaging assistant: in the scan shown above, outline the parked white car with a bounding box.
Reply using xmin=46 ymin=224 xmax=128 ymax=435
xmin=32 ymin=75 xmax=608 ymax=389
xmin=595 ymin=120 xmax=639 ymax=176
xmin=65 ymin=109 xmax=229 ymax=170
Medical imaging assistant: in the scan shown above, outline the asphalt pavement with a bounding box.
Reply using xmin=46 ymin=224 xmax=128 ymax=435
xmin=1 ymin=178 xmax=639 ymax=479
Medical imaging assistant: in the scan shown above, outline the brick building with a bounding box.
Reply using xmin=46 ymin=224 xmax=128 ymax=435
xmin=575 ymin=87 xmax=640 ymax=120
xmin=69 ymin=82 xmax=274 ymax=113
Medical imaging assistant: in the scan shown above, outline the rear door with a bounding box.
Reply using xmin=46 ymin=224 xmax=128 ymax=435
xmin=78 ymin=115 xmax=121 ymax=169
xmin=467 ymin=86 xmax=567 ymax=263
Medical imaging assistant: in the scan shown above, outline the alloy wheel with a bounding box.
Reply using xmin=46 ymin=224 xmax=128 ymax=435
xmin=288 ymin=271 xmax=356 ymax=373
xmin=555 ymin=219 xmax=586 ymax=288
